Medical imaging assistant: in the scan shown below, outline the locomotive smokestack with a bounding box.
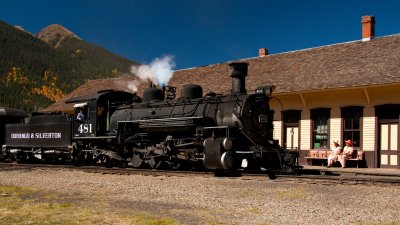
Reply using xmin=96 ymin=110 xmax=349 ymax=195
xmin=229 ymin=62 xmax=248 ymax=94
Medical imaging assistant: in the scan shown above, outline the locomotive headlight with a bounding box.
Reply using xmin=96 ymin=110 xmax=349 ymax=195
xmin=222 ymin=138 xmax=232 ymax=150
xmin=255 ymin=85 xmax=275 ymax=96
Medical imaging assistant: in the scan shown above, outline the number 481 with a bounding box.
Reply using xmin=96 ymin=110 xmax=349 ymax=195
xmin=78 ymin=124 xmax=92 ymax=134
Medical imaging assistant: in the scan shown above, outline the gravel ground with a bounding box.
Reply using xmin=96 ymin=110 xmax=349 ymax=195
xmin=1 ymin=169 xmax=400 ymax=225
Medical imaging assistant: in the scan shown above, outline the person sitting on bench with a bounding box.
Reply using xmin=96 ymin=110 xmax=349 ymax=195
xmin=327 ymin=140 xmax=342 ymax=167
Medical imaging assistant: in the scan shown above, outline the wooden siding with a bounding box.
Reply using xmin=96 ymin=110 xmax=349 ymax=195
xmin=330 ymin=107 xmax=341 ymax=149
xmin=300 ymin=110 xmax=311 ymax=150
xmin=273 ymin=121 xmax=282 ymax=145
xmin=362 ymin=106 xmax=376 ymax=152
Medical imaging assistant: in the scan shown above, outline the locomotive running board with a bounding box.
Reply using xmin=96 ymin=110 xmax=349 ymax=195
xmin=120 ymin=117 xmax=204 ymax=128
xmin=73 ymin=136 xmax=117 ymax=139
xmin=235 ymin=151 xmax=254 ymax=154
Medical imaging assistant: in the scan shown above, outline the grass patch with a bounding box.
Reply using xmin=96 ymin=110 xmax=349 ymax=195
xmin=173 ymin=208 xmax=232 ymax=225
xmin=275 ymin=188 xmax=306 ymax=199
xmin=0 ymin=186 xmax=179 ymax=225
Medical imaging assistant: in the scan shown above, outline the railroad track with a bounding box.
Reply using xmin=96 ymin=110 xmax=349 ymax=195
xmin=0 ymin=162 xmax=213 ymax=177
xmin=1 ymin=162 xmax=400 ymax=186
xmin=276 ymin=174 xmax=400 ymax=186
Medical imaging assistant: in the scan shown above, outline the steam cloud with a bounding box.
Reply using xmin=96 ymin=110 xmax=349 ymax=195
xmin=130 ymin=55 xmax=176 ymax=88
xmin=127 ymin=80 xmax=140 ymax=93
xmin=115 ymin=79 xmax=139 ymax=93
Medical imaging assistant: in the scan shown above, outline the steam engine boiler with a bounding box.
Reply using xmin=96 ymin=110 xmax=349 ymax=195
xmin=110 ymin=62 xmax=298 ymax=172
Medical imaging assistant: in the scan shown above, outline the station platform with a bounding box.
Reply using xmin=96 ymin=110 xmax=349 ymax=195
xmin=301 ymin=165 xmax=400 ymax=177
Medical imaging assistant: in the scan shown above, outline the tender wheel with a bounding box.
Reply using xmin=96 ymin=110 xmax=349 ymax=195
xmin=119 ymin=161 xmax=128 ymax=168
xmin=16 ymin=152 xmax=29 ymax=163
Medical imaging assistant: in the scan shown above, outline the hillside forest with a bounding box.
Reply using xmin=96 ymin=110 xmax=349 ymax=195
xmin=0 ymin=21 xmax=137 ymax=112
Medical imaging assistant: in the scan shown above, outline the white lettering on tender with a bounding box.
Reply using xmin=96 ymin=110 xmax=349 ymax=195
xmin=10 ymin=133 xmax=62 ymax=139
xmin=10 ymin=133 xmax=31 ymax=139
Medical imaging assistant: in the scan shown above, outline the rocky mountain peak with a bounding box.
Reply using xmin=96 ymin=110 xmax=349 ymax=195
xmin=36 ymin=24 xmax=80 ymax=48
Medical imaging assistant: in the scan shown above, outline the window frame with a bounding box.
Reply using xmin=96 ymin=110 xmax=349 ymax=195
xmin=311 ymin=108 xmax=331 ymax=149
xmin=341 ymin=106 xmax=363 ymax=148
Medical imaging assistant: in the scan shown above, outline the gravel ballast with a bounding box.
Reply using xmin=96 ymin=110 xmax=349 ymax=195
xmin=1 ymin=169 xmax=399 ymax=225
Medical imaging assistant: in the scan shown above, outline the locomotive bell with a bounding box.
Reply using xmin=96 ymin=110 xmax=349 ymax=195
xmin=143 ymin=87 xmax=165 ymax=102
xmin=229 ymin=62 xmax=248 ymax=94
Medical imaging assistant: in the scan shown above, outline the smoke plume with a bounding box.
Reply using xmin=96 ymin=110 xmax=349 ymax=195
xmin=127 ymin=81 xmax=138 ymax=93
xmin=130 ymin=55 xmax=176 ymax=88
xmin=115 ymin=79 xmax=140 ymax=93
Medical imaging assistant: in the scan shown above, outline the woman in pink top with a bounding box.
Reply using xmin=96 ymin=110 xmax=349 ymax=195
xmin=340 ymin=140 xmax=354 ymax=168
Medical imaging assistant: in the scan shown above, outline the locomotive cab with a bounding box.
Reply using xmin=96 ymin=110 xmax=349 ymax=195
xmin=73 ymin=102 xmax=96 ymax=137
xmin=65 ymin=90 xmax=137 ymax=138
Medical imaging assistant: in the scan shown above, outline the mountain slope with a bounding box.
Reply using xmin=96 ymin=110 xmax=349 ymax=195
xmin=0 ymin=21 xmax=138 ymax=112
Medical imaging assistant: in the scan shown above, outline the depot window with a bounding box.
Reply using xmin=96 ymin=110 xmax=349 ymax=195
xmin=342 ymin=106 xmax=363 ymax=148
xmin=311 ymin=108 xmax=330 ymax=149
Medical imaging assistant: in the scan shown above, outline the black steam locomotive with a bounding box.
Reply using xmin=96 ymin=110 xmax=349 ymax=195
xmin=1 ymin=63 xmax=299 ymax=174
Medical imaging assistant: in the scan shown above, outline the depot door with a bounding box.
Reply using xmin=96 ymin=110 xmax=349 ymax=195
xmin=379 ymin=123 xmax=398 ymax=168
xmin=283 ymin=110 xmax=301 ymax=150
xmin=376 ymin=105 xmax=400 ymax=168
xmin=286 ymin=127 xmax=299 ymax=150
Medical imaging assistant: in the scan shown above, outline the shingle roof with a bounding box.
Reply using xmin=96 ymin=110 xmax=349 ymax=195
xmin=44 ymin=34 xmax=400 ymax=112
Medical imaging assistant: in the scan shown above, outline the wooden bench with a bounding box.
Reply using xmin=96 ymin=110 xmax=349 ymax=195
xmin=305 ymin=150 xmax=364 ymax=167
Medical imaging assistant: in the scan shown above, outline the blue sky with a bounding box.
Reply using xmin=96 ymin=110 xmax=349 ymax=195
xmin=1 ymin=0 xmax=400 ymax=69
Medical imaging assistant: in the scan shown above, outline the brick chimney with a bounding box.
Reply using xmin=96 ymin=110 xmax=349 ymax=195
xmin=362 ymin=15 xmax=375 ymax=42
xmin=259 ymin=48 xmax=269 ymax=57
